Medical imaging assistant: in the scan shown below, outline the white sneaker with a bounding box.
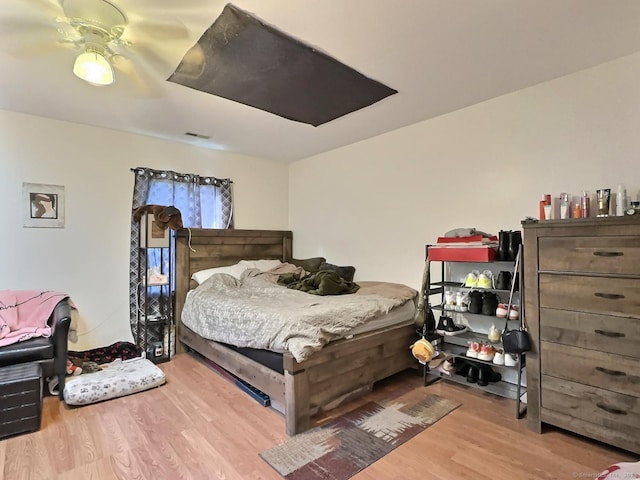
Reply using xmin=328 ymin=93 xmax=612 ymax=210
xmin=493 ymin=350 xmax=505 ymax=366
xmin=444 ymin=290 xmax=456 ymax=310
xmin=455 ymin=291 xmax=469 ymax=312
xmin=495 ymin=303 xmax=509 ymax=318
xmin=504 ymin=353 xmax=518 ymax=367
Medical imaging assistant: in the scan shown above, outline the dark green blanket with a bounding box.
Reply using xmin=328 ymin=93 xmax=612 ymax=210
xmin=278 ymin=270 xmax=360 ymax=295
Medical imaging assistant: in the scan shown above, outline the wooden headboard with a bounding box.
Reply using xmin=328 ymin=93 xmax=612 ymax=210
xmin=174 ymin=228 xmax=293 ymax=348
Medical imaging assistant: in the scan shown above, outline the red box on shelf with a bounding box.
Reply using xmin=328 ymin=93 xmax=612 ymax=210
xmin=427 ymin=246 xmax=496 ymax=262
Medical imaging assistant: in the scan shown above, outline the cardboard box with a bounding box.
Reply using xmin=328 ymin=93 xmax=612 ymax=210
xmin=428 ymin=246 xmax=496 ymax=262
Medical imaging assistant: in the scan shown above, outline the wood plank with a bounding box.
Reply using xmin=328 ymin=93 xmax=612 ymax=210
xmin=540 ymin=307 xmax=640 ymax=359
xmin=522 ymin=222 xmax=542 ymax=433
xmin=180 ymin=325 xmax=286 ymax=404
xmin=542 ymin=342 xmax=640 ymax=397
xmin=284 ymin=369 xmax=310 ymax=435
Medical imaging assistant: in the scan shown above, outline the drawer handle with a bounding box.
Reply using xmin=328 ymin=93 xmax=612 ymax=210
xmin=596 ymin=403 xmax=627 ymax=416
xmin=594 ymin=292 xmax=625 ymax=300
xmin=594 ymin=329 xmax=626 ymax=338
xmin=593 ymin=251 xmax=623 ymax=257
xmin=595 ymin=366 xmax=627 ymax=377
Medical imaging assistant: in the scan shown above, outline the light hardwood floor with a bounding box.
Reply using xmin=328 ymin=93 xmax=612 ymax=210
xmin=1 ymin=353 xmax=637 ymax=480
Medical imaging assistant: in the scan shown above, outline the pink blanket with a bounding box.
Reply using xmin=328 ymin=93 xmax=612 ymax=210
xmin=0 ymin=290 xmax=71 ymax=347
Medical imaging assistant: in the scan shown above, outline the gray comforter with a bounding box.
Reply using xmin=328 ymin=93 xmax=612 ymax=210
xmin=181 ymin=269 xmax=417 ymax=362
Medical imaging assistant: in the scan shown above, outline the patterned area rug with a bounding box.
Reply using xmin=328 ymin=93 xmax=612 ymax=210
xmin=260 ymin=393 xmax=460 ymax=480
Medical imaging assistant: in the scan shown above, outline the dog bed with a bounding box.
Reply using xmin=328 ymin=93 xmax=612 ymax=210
xmin=63 ymin=357 xmax=166 ymax=406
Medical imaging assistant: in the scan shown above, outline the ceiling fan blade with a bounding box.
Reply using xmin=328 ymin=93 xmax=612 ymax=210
xmin=126 ymin=14 xmax=190 ymax=41
xmin=111 ymin=54 xmax=163 ymax=98
xmin=9 ymin=39 xmax=73 ymax=60
xmin=16 ymin=0 xmax=63 ymax=18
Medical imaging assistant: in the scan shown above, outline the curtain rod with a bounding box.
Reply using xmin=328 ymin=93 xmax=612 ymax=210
xmin=130 ymin=167 xmax=233 ymax=184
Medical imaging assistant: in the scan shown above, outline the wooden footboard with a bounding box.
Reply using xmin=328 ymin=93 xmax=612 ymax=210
xmin=180 ymin=319 xmax=416 ymax=435
xmin=283 ymin=321 xmax=416 ymax=434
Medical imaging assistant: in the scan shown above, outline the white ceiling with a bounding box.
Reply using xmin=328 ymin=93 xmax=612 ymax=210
xmin=2 ymin=0 xmax=640 ymax=163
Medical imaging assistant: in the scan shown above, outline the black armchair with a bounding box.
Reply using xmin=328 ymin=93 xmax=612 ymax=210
xmin=0 ymin=299 xmax=71 ymax=399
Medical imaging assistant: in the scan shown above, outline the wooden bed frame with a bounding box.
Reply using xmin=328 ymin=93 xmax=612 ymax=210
xmin=174 ymin=228 xmax=417 ymax=435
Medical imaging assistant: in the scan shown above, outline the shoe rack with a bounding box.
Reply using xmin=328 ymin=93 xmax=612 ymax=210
xmin=422 ymin=243 xmax=527 ymax=419
xmin=135 ymin=212 xmax=175 ymax=364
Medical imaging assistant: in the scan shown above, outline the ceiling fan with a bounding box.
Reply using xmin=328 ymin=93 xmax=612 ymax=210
xmin=64 ymin=0 xmax=128 ymax=85
xmin=2 ymin=0 xmax=194 ymax=90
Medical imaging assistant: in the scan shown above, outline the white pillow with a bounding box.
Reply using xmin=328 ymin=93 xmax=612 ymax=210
xmin=239 ymin=259 xmax=283 ymax=271
xmin=191 ymin=263 xmax=248 ymax=284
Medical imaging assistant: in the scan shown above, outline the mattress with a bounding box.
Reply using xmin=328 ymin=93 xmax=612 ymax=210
xmin=183 ymin=275 xmax=417 ymax=363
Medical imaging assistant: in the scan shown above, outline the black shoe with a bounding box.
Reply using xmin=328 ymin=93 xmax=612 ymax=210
xmin=456 ymin=362 xmax=470 ymax=377
xmin=477 ymin=366 xmax=489 ymax=386
xmin=481 ymin=292 xmax=499 ymax=316
xmin=497 ymin=230 xmax=510 ymax=261
xmin=466 ymin=366 xmax=478 ymax=383
xmin=468 ymin=290 xmax=483 ymax=314
xmin=496 ymin=271 xmax=512 ymax=290
xmin=435 ymin=316 xmax=448 ymax=333
xmin=479 ymin=365 xmax=502 ymax=383
xmin=436 ymin=316 xmax=468 ymax=336
xmin=508 ymin=230 xmax=522 ymax=262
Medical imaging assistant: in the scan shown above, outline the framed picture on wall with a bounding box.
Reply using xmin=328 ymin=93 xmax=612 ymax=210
xmin=22 ymin=182 xmax=65 ymax=228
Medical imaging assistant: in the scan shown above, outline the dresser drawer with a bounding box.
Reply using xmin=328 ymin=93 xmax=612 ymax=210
xmin=541 ymin=342 xmax=640 ymax=397
xmin=538 ymin=236 xmax=640 ymax=274
xmin=541 ymin=376 xmax=640 ymax=454
xmin=540 ymin=308 xmax=640 ymax=359
xmin=540 ymin=274 xmax=640 ymax=317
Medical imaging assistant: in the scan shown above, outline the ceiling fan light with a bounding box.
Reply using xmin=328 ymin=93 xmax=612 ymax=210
xmin=73 ymin=50 xmax=114 ymax=86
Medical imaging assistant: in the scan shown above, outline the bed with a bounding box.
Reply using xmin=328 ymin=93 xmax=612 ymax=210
xmin=174 ymin=228 xmax=418 ymax=435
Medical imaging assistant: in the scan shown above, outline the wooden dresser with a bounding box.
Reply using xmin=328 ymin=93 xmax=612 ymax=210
xmin=522 ymin=216 xmax=640 ymax=454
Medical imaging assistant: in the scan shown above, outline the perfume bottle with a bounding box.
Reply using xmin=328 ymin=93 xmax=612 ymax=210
xmin=581 ymin=191 xmax=590 ymax=218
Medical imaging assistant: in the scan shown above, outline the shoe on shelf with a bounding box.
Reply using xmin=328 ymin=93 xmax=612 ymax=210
xmin=444 ymin=290 xmax=456 ymax=310
xmin=495 ymin=271 xmax=512 ymax=290
xmin=455 ymin=291 xmax=469 ymax=312
xmin=481 ymin=292 xmax=500 ymax=316
xmin=504 ymin=353 xmax=519 ymax=367
xmin=442 ymin=357 xmax=457 ymax=374
xmin=436 ymin=316 xmax=468 ymax=336
xmin=508 ymin=306 xmax=520 ymax=320
xmin=479 ymin=365 xmax=502 ymax=383
xmin=466 ymin=341 xmax=481 ymax=358
xmin=477 ymin=270 xmax=494 ymax=289
xmin=468 ymin=290 xmax=483 ymax=314
xmin=477 ymin=344 xmax=496 ymax=362
xmin=466 ymin=365 xmax=479 ymax=383
xmin=496 ymin=303 xmax=509 ymax=318
xmin=477 ymin=366 xmax=489 ymax=386
xmin=463 ymin=270 xmax=480 ymax=288
xmin=435 ymin=316 xmax=448 ymax=333
xmin=492 ymin=349 xmax=505 ymax=366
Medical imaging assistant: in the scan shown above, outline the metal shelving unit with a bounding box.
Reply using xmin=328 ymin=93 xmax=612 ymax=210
xmin=422 ymin=244 xmax=527 ymax=419
xmin=135 ymin=212 xmax=175 ymax=364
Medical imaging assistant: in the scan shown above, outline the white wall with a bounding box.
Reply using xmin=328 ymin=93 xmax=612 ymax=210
xmin=0 ymin=111 xmax=288 ymax=350
xmin=289 ymin=52 xmax=640 ymax=291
